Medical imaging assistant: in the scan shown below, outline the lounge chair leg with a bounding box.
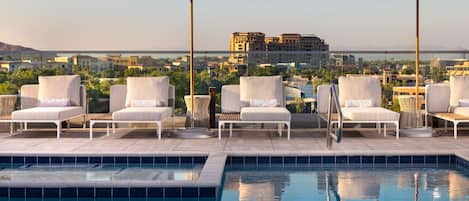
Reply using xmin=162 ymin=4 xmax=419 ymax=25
xmin=317 ymin=116 xmax=321 ymax=129
xmin=157 ymin=122 xmax=162 ymax=140
xmin=278 ymin=124 xmax=282 ymax=137
xmin=112 ymin=123 xmax=116 ymax=134
xmin=56 ymin=121 xmax=61 ymax=139
xmin=444 ymin=121 xmax=448 ymax=133
xmin=218 ymin=123 xmax=222 ymax=140
xmin=396 ymin=122 xmax=400 ymax=139
xmin=89 ymin=122 xmax=94 ymax=140
xmin=229 ymin=123 xmax=233 ymax=137
xmin=83 ymin=115 xmax=87 ymax=128
xmin=106 ymin=123 xmax=110 ymax=136
xmin=24 ymin=122 xmax=28 ymax=131
xmin=67 ymin=121 xmax=71 ymax=129
xmin=287 ymin=122 xmax=291 ymax=140
xmin=384 ymin=124 xmax=387 ymax=137
xmin=377 ymin=123 xmax=381 ymax=134
xmin=454 ymin=121 xmax=458 ymax=139
xmin=9 ymin=122 xmax=13 ymax=135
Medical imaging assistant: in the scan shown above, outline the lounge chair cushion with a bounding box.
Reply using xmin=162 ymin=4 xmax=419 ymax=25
xmin=240 ymin=107 xmax=291 ymax=121
xmin=240 ymin=76 xmax=284 ymax=107
xmin=450 ymin=76 xmax=469 ymax=107
xmin=12 ymin=107 xmax=83 ymax=121
xmin=453 ymin=107 xmax=469 ymax=117
xmin=125 ymin=77 xmax=169 ymax=107
xmin=342 ymin=107 xmax=399 ymax=121
xmin=425 ymin=84 xmax=450 ymax=113
xmin=317 ymin=85 xmax=331 ymax=114
xmin=38 ymin=75 xmax=81 ymax=106
xmin=112 ymin=107 xmax=172 ymax=121
xmin=338 ymin=76 xmax=381 ymax=107
xmin=221 ymin=85 xmax=241 ymax=113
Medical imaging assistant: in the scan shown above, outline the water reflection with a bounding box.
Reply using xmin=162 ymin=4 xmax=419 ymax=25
xmin=222 ymin=167 xmax=469 ymax=201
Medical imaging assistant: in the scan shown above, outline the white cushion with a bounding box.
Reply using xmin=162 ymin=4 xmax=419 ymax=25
xmin=38 ymin=75 xmax=81 ymax=106
xmin=240 ymin=76 xmax=284 ymax=107
xmin=39 ymin=99 xmax=70 ymax=107
xmin=131 ymin=100 xmax=160 ymax=107
xmin=249 ymin=99 xmax=278 ymax=107
xmin=450 ymin=76 xmax=469 ymax=107
xmin=345 ymin=99 xmax=372 ymax=108
xmin=459 ymin=99 xmax=469 ymax=107
xmin=112 ymin=107 xmax=172 ymax=121
xmin=240 ymin=107 xmax=291 ymax=121
xmin=453 ymin=107 xmax=469 ymax=117
xmin=339 ymin=76 xmax=381 ymax=107
xmin=221 ymin=85 xmax=241 ymax=113
xmin=342 ymin=107 xmax=399 ymax=121
xmin=12 ymin=107 xmax=83 ymax=121
xmin=317 ymin=85 xmax=331 ymax=114
xmin=425 ymin=84 xmax=450 ymax=113
xmin=125 ymin=77 xmax=169 ymax=107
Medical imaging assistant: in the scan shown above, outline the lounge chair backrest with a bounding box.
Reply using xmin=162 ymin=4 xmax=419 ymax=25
xmin=338 ymin=76 xmax=381 ymax=107
xmin=425 ymin=84 xmax=450 ymax=113
xmin=221 ymin=84 xmax=287 ymax=113
xmin=240 ymin=76 xmax=285 ymax=107
xmin=110 ymin=84 xmax=175 ymax=113
xmin=316 ymin=85 xmax=331 ymax=114
xmin=20 ymin=84 xmax=87 ymax=112
xmin=221 ymin=85 xmax=241 ymax=113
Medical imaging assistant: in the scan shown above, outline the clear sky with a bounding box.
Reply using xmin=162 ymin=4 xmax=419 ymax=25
xmin=1 ymin=0 xmax=468 ymax=50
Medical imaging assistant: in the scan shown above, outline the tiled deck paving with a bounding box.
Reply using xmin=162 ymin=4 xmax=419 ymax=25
xmin=0 ymin=114 xmax=467 ymax=159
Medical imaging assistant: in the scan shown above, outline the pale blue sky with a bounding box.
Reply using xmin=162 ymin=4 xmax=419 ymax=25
xmin=1 ymin=0 xmax=468 ymax=50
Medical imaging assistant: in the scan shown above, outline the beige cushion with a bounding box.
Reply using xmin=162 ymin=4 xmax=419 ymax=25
xmin=125 ymin=77 xmax=169 ymax=107
xmin=338 ymin=76 xmax=381 ymax=107
xmin=425 ymin=84 xmax=450 ymax=113
xmin=342 ymin=107 xmax=399 ymax=121
xmin=240 ymin=107 xmax=291 ymax=121
xmin=12 ymin=107 xmax=83 ymax=121
xmin=240 ymin=76 xmax=284 ymax=107
xmin=453 ymin=107 xmax=469 ymax=117
xmin=38 ymin=75 xmax=81 ymax=106
xmin=221 ymin=85 xmax=241 ymax=113
xmin=450 ymin=76 xmax=469 ymax=107
xmin=317 ymin=85 xmax=331 ymax=114
xmin=112 ymin=107 xmax=172 ymax=121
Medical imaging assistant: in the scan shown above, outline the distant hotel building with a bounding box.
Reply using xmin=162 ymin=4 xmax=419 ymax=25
xmin=229 ymin=32 xmax=329 ymax=68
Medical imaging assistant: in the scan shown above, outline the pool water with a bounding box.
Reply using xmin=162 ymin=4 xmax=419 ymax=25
xmin=221 ymin=165 xmax=469 ymax=201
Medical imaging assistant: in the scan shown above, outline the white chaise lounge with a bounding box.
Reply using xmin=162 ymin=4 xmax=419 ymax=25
xmin=426 ymin=76 xmax=469 ymax=138
xmin=218 ymin=76 xmax=292 ymax=140
xmin=318 ymin=76 xmax=400 ymax=139
xmin=89 ymin=76 xmax=175 ymax=140
xmin=0 ymin=75 xmax=86 ymax=138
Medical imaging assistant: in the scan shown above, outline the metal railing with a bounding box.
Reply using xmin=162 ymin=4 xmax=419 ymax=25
xmin=326 ymin=84 xmax=343 ymax=149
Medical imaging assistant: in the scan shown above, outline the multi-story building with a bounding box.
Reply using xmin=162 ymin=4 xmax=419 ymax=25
xmin=0 ymin=61 xmax=34 ymax=71
xmin=229 ymin=32 xmax=329 ymax=69
xmin=72 ymin=55 xmax=111 ymax=72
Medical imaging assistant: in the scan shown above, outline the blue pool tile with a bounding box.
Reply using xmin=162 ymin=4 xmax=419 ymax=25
xmin=167 ymin=157 xmax=180 ymax=164
xmin=362 ymin=156 xmax=373 ymax=164
xmin=309 ymin=156 xmax=321 ymax=164
xmin=284 ymin=157 xmax=296 ymax=164
xmin=154 ymin=157 xmax=166 ymax=164
xmin=413 ymin=156 xmax=425 ymax=164
xmin=225 ymin=157 xmax=232 ymax=165
xmin=25 ymin=156 xmax=37 ymax=164
xmin=147 ymin=188 xmax=164 ymax=198
xmin=76 ymin=157 xmax=89 ymax=164
xmin=165 ymin=188 xmax=181 ymax=198
xmin=12 ymin=156 xmax=24 ymax=164
xmin=231 ymin=157 xmax=244 ymax=164
xmin=335 ymin=156 xmax=348 ymax=164
xmin=400 ymin=156 xmax=412 ymax=164
xmin=26 ymin=188 xmax=42 ymax=198
xmin=271 ymin=157 xmax=283 ymax=164
xmin=425 ymin=156 xmax=437 ymax=164
xmin=89 ymin=157 xmax=102 ymax=164
xmin=0 ymin=188 xmax=8 ymax=197
xmin=50 ymin=157 xmax=62 ymax=164
xmin=199 ymin=187 xmax=216 ymax=198
xmin=386 ymin=156 xmax=399 ymax=164
xmin=438 ymin=155 xmax=450 ymax=164
xmin=95 ymin=188 xmax=111 ymax=198
xmin=181 ymin=188 xmax=198 ymax=198
xmin=0 ymin=156 xmax=11 ymax=164
xmin=349 ymin=156 xmax=361 ymax=164
xmin=297 ymin=156 xmax=309 ymax=164
xmin=141 ymin=157 xmax=153 ymax=164
xmin=63 ymin=157 xmax=76 ymax=164
xmin=112 ymin=188 xmax=129 ymax=198
xmin=38 ymin=157 xmax=50 ymax=164
xmin=115 ymin=157 xmax=127 ymax=164
xmin=258 ymin=157 xmax=270 ymax=164
xmin=10 ymin=188 xmax=25 ymax=198
xmin=43 ymin=188 xmax=59 ymax=198
xmin=322 ymin=156 xmax=335 ymax=164
xmin=450 ymin=155 xmax=456 ymax=164
xmin=128 ymin=157 xmax=140 ymax=164
xmin=102 ymin=157 xmax=114 ymax=164
xmin=374 ymin=156 xmax=386 ymax=164
xmin=244 ymin=157 xmax=257 ymax=164
xmin=181 ymin=157 xmax=193 ymax=164
xmin=194 ymin=156 xmax=206 ymax=164
xmin=78 ymin=188 xmax=94 ymax=198
xmin=130 ymin=188 xmax=146 ymax=198
xmin=61 ymin=188 xmax=77 ymax=198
